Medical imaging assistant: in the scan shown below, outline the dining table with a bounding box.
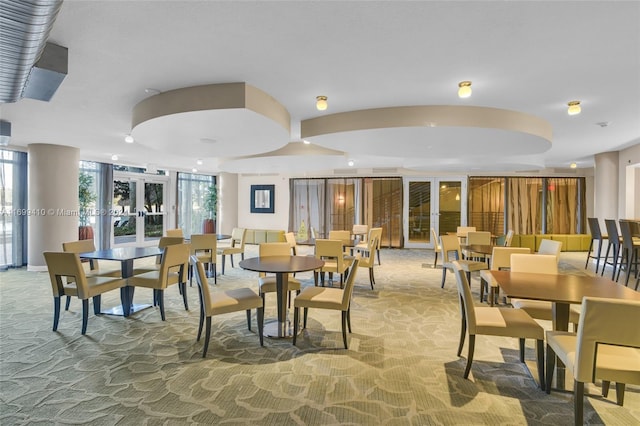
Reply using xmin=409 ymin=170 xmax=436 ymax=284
xmin=79 ymin=246 xmax=163 ymax=316
xmin=239 ymin=255 xmax=325 ymax=338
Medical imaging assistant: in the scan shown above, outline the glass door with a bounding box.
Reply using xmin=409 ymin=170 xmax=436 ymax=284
xmin=112 ymin=173 xmax=167 ymax=247
xmin=403 ymin=177 xmax=467 ymax=249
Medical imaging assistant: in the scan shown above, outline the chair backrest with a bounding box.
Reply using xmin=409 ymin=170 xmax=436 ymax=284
xmin=467 ymin=231 xmax=491 ymax=245
xmin=451 ymin=261 xmax=478 ymax=334
xmin=431 ymin=228 xmax=441 ymax=249
xmin=328 ymin=230 xmax=351 ymax=244
xmin=439 ymin=234 xmax=461 ymax=263
xmin=310 ymin=227 xmax=318 ymax=240
xmin=284 ymin=232 xmax=297 ymax=253
xmin=230 ymin=227 xmax=247 ymax=249
xmin=456 ymin=226 xmax=476 ymax=237
xmin=604 ymin=219 xmax=620 ymax=246
xmin=504 ymin=230 xmax=514 ymax=247
xmin=259 ymin=242 xmax=294 ymax=278
xmin=190 ymin=234 xmax=217 ymax=261
xmin=619 ymin=220 xmax=635 ymax=250
xmin=510 ymin=253 xmax=558 ymax=274
xmin=190 ymin=255 xmax=213 ymax=316
xmin=44 ymin=251 xmax=89 ymax=299
xmin=158 ymin=236 xmax=184 ymax=248
xmin=358 ymin=235 xmax=379 ymax=268
xmin=315 ymin=239 xmax=347 ymax=271
xmin=587 ymin=218 xmax=603 ymax=240
xmin=352 ymin=224 xmax=369 ymax=241
xmin=62 ymin=239 xmax=99 ymax=270
xmin=159 ymin=244 xmax=190 ymax=286
xmin=368 ymin=227 xmax=383 ymax=249
xmin=340 ymin=258 xmax=360 ymax=309
xmin=573 ymin=297 xmax=640 ymax=383
xmin=166 ymin=228 xmax=184 ymax=237
xmin=490 ymin=247 xmax=531 ymax=270
xmin=537 ymin=239 xmax=562 ymax=262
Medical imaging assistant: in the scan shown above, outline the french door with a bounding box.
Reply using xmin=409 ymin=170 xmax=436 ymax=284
xmin=112 ymin=172 xmax=168 ymax=247
xmin=403 ymin=177 xmax=467 ymax=249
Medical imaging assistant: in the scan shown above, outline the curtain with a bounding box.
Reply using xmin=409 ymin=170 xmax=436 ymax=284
xmin=0 ymin=150 xmax=27 ymax=269
xmin=546 ymin=177 xmax=581 ymax=234
xmin=289 ymin=179 xmax=325 ymax=240
xmin=469 ymin=177 xmax=505 ymax=235
xmin=97 ymin=162 xmax=113 ymax=250
xmin=508 ymin=177 xmax=542 ymax=235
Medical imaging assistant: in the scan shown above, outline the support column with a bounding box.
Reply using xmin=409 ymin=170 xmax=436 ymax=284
xmin=27 ymin=144 xmax=79 ymax=271
xmin=218 ymin=172 xmax=238 ymax=235
xmin=594 ymin=151 xmax=619 ymax=221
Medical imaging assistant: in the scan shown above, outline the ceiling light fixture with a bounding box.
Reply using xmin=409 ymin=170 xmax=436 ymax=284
xmin=196 ymin=159 xmax=203 ymax=165
xmin=111 ymin=154 xmax=118 ymax=161
xmin=316 ymin=96 xmax=328 ymax=111
xmin=458 ymin=81 xmax=472 ymax=98
xmin=570 ymin=162 xmax=577 ymax=169
xmin=567 ymin=101 xmax=581 ymax=116
xmin=303 ymin=140 xmax=311 ymax=145
xmin=124 ymin=134 xmax=134 ymax=143
xmin=192 ymin=168 xmax=198 ymax=173
xmin=348 ymin=160 xmax=354 ymax=167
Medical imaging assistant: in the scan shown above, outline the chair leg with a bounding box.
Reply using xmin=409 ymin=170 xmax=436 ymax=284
xmin=457 ymin=314 xmax=466 ymax=357
xmin=181 ymin=282 xmax=189 ymax=310
xmin=53 ymin=296 xmax=61 ymax=331
xmin=441 ymin=268 xmax=447 ymax=288
xmin=595 ymin=239 xmax=604 ymax=274
xmin=602 ymin=380 xmax=611 ymax=397
xmin=519 ymin=338 xmax=525 ymax=363
xmin=536 ymin=339 xmax=545 ymax=390
xmin=346 ymin=307 xmax=352 ymax=333
xmin=433 ymin=251 xmax=438 ymax=268
xmin=230 ymin=254 xmax=235 ymax=268
xmin=574 ymin=380 xmax=584 ymax=426
xmin=377 ymin=248 xmax=381 ymax=265
xmin=303 ymin=307 xmax=308 ymax=328
xmin=197 ymin=307 xmax=204 ymax=341
xmin=246 ymin=309 xmax=252 ymax=331
xmin=92 ymin=295 xmax=101 ymax=315
xmin=293 ymin=307 xmax=299 ymax=345
xmin=81 ymin=299 xmax=89 ymax=335
xmin=65 ymin=296 xmax=71 ymax=311
xmin=157 ymin=290 xmax=166 ymax=321
xmin=545 ymin=345 xmax=556 ymax=394
xmin=585 ymin=239 xmax=594 ymax=270
xmin=257 ymin=307 xmax=264 ymax=346
xmin=213 ymin=264 xmax=217 ymax=284
xmin=202 ymin=316 xmax=211 ymax=357
xmin=601 ymin=242 xmax=613 ymax=276
xmin=463 ymin=335 xmax=475 ymax=379
xmin=369 ymin=267 xmax=375 ymax=289
xmin=479 ymin=277 xmax=486 ymax=303
xmin=341 ymin=311 xmax=349 ymax=349
xmin=221 ymin=255 xmax=226 ymax=275
xmin=615 ymin=382 xmax=626 ymax=406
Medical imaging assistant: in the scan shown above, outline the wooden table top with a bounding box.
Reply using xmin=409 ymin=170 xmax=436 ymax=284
xmin=461 ymin=244 xmax=496 ymax=255
xmin=239 ymin=256 xmax=325 ymax=274
xmin=490 ymin=270 xmax=640 ymax=304
xmin=79 ymin=246 xmax=163 ymax=261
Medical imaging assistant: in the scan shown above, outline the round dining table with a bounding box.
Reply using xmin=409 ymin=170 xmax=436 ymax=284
xmin=239 ymin=255 xmax=324 ymax=338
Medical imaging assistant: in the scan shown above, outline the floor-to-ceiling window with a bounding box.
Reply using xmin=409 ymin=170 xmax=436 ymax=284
xmin=0 ymin=149 xmax=27 ymax=270
xmin=177 ymin=172 xmax=216 ymax=239
xmin=469 ymin=177 xmax=505 ymax=236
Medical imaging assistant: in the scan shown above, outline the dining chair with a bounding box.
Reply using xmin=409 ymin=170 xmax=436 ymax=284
xmin=351 ymin=224 xmax=369 ymax=242
xmin=537 ymin=239 xmax=562 ymax=262
xmin=545 ymin=297 xmax=640 ymax=425
xmin=284 ymin=231 xmax=298 ymax=255
xmin=133 ymin=236 xmax=184 ymax=275
xmin=354 ymin=227 xmax=382 ymax=265
xmin=431 ymin=227 xmax=442 ymax=268
xmin=314 ymin=239 xmax=350 ymax=287
xmin=217 ymin=227 xmax=246 ymax=274
xmin=617 ymin=220 xmax=639 ymax=288
xmin=128 ymin=243 xmax=190 ymax=321
xmin=43 ymin=251 xmax=127 ymax=334
xmin=356 ymin=235 xmax=378 ymax=289
xmin=62 ymin=239 xmax=121 ymax=310
xmin=504 ymin=230 xmax=514 ymax=247
xmin=456 ymin=226 xmax=476 ymax=245
xmin=464 ymin=231 xmax=492 ymax=262
xmin=328 ymin=230 xmax=351 ymax=245
xmin=165 ymin=228 xmax=184 ymax=237
xmin=190 ymin=256 xmax=264 ymax=357
xmin=585 ymin=218 xmax=608 ymax=274
xmin=479 ymin=246 xmax=530 ymax=305
xmin=293 ymin=258 xmax=360 ymax=349
xmin=451 ymin=261 xmax=545 ymax=388
xmin=440 ymin=234 xmax=487 ymax=289
xmin=257 ymin=242 xmax=301 ymax=308
xmin=509 ymin=253 xmax=581 ymax=329
xmin=602 ymin=219 xmax=622 ymax=280
xmin=189 ymin=233 xmax=217 ymax=285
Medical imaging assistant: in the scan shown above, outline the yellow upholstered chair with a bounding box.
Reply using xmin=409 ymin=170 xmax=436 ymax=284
xmin=217 ymin=227 xmax=246 ymax=274
xmin=451 ymin=261 xmax=545 ymax=387
xmin=43 ymin=251 xmax=127 ymax=334
xmin=128 ymin=243 xmax=190 ymax=321
xmin=165 ymin=228 xmax=184 ymax=237
xmin=314 ymin=239 xmax=351 ymax=287
xmin=257 ymin=242 xmax=301 ymax=308
xmin=293 ymin=258 xmax=360 ymax=349
xmin=509 ymin=253 xmax=581 ymax=328
xmin=440 ymin=234 xmax=487 ymax=289
xmin=504 ymin=229 xmax=514 ymax=247
xmin=351 ymin=224 xmax=369 ymax=241
xmin=356 ymin=235 xmax=379 ymax=289
xmin=354 ymin=227 xmax=383 ymax=265
xmin=456 ymin=226 xmax=476 ymax=245
xmin=189 ymin=233 xmax=217 ymax=285
xmin=133 ymin=236 xmax=184 ymax=275
xmin=464 ymin=231 xmax=492 ymax=261
xmin=545 ymin=297 xmax=640 ymax=425
xmin=328 ymin=230 xmax=351 ymax=245
xmin=479 ymin=246 xmax=531 ymax=305
xmin=284 ymin=231 xmax=298 ymax=255
xmin=190 ymin=256 xmax=263 ymax=357
xmin=431 ymin=228 xmax=442 ymax=268
xmin=537 ymin=239 xmax=562 ymax=262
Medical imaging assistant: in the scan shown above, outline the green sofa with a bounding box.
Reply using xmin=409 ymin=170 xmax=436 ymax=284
xmin=510 ymin=234 xmax=592 ymax=252
xmin=244 ymin=229 xmax=286 ymax=245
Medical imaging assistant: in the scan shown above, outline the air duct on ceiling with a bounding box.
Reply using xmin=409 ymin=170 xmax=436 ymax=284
xmin=0 ymin=0 xmax=64 ymax=103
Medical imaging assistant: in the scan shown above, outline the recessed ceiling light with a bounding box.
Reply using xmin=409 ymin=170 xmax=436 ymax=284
xmin=458 ymin=81 xmax=472 ymax=98
xmin=570 ymin=162 xmax=577 ymax=169
xmin=348 ymin=160 xmax=354 ymax=167
xmin=111 ymin=154 xmax=118 ymax=161
xmin=303 ymin=140 xmax=311 ymax=145
xmin=144 ymin=88 xmax=161 ymax=95
xmin=124 ymin=134 xmax=134 ymax=143
xmin=567 ymin=101 xmax=581 ymax=116
xmin=196 ymin=159 xmax=203 ymax=165
xmin=192 ymin=168 xmax=198 ymax=173
xmin=316 ymin=96 xmax=328 ymax=111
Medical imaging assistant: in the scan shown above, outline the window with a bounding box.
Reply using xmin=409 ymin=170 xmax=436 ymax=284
xmin=177 ymin=173 xmax=216 ymax=238
xmin=1 ymin=149 xmax=27 ymax=269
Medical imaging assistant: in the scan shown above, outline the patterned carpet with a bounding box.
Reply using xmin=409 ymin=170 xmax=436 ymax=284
xmin=0 ymin=247 xmax=638 ymax=425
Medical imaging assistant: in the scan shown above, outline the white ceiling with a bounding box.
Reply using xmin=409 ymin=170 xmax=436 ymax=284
xmin=2 ymin=1 xmax=639 ymax=175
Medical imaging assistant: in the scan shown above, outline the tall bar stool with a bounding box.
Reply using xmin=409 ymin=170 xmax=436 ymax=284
xmin=585 ymin=217 xmax=608 ymax=274
xmin=617 ymin=220 xmax=640 ymax=287
xmin=602 ymin=219 xmax=622 ymax=280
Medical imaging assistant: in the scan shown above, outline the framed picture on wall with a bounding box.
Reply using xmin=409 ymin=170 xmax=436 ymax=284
xmin=250 ymin=184 xmax=275 ymax=213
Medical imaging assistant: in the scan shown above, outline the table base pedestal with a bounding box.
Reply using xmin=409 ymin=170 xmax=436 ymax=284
xmin=101 ymin=303 xmax=152 ymax=317
xmin=264 ymin=319 xmax=301 ymax=338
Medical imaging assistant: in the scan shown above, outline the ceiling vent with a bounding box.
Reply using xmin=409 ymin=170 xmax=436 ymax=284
xmin=23 ymin=42 xmax=68 ymax=101
xmin=0 ymin=0 xmax=64 ymax=103
xmin=372 ymin=167 xmax=399 ymax=174
xmin=333 ymin=168 xmax=358 ymax=175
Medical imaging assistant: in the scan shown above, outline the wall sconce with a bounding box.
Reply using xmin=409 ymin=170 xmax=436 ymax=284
xmin=455 ymin=193 xmax=460 ymax=201
xmin=337 ymin=194 xmax=345 ymax=204
xmin=316 ymin=96 xmax=328 ymax=111
xmin=567 ymin=101 xmax=581 ymax=116
xmin=458 ymin=81 xmax=472 ymax=98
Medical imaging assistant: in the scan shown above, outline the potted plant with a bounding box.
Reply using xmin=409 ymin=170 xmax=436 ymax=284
xmin=78 ymin=172 xmax=96 ymax=240
xmin=203 ymin=184 xmax=217 ymax=234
